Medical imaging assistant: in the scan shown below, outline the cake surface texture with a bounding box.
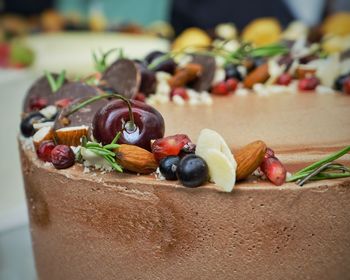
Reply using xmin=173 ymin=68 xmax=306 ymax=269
xmin=20 ymin=93 xmax=350 ymax=279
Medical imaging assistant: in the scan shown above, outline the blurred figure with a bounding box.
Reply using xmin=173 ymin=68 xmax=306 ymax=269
xmin=170 ymin=0 xmax=350 ymax=35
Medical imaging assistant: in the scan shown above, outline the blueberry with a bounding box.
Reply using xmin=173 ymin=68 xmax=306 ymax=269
xmin=177 ymin=154 xmax=208 ymax=188
xmin=20 ymin=112 xmax=45 ymax=137
xmin=159 ymin=156 xmax=180 ymax=180
xmin=225 ymin=64 xmax=242 ymax=81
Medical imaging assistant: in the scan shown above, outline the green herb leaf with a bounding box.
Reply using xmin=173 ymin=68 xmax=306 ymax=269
xmin=44 ymin=69 xmax=66 ymax=92
xmin=93 ymin=48 xmax=124 ymax=73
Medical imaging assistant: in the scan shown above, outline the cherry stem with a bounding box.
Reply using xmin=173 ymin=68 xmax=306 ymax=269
xmin=64 ymin=93 xmax=136 ymax=131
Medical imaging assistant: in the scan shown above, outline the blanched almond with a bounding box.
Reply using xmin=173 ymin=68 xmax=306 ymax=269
xmin=33 ymin=126 xmax=54 ymax=150
xmin=55 ymin=126 xmax=88 ymax=146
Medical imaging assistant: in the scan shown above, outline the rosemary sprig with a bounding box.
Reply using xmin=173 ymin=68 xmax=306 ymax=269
xmin=287 ymin=146 xmax=350 ymax=185
xmin=45 ymin=70 xmax=66 ymax=92
xmin=93 ymin=48 xmax=124 ymax=72
xmin=148 ymin=42 xmax=288 ymax=70
xmin=81 ymin=132 xmax=123 ymax=172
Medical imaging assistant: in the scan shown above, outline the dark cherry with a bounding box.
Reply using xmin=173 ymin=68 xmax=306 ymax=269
xmin=177 ymin=154 xmax=208 ymax=188
xmin=138 ymin=65 xmax=157 ymax=95
xmin=51 ymin=145 xmax=75 ymax=169
xmin=159 ymin=156 xmax=180 ymax=180
xmin=152 ymin=59 xmax=177 ymax=75
xmin=225 ymin=64 xmax=243 ymax=81
xmin=144 ymin=51 xmax=165 ymax=64
xmin=334 ymin=73 xmax=350 ymax=91
xmin=20 ymin=112 xmax=45 ymax=137
xmin=93 ymin=99 xmax=165 ymax=151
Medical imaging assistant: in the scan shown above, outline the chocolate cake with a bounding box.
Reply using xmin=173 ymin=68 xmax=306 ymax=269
xmin=19 ymin=43 xmax=350 ymax=279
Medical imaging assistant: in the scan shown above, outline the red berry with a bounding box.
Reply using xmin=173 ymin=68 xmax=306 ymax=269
xmin=343 ymin=77 xmax=350 ymax=94
xmin=51 ymin=145 xmax=75 ymax=169
xmin=264 ymin=147 xmax=275 ymax=159
xmin=36 ymin=140 xmax=55 ymax=162
xmin=55 ymin=98 xmax=73 ymax=108
xmin=212 ymin=81 xmax=229 ymax=95
xmin=134 ymin=93 xmax=146 ymax=102
xmin=152 ymin=134 xmax=192 ymax=161
xmin=226 ymin=78 xmax=239 ymax=92
xmin=298 ymin=76 xmax=320 ymax=91
xmin=276 ymin=73 xmax=292 ymax=86
xmin=29 ymin=97 xmax=48 ymax=111
xmin=260 ymin=156 xmax=286 ymax=186
xmin=171 ymin=87 xmax=189 ymax=100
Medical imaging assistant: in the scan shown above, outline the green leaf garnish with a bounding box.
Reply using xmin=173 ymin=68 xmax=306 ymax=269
xmin=45 ymin=69 xmax=66 ymax=92
xmin=93 ymin=48 xmax=124 ymax=72
xmin=80 ymin=134 xmax=123 ymax=172
xmin=287 ymin=146 xmax=350 ymax=185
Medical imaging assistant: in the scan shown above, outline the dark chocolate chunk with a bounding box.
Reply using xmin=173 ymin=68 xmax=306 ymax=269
xmin=101 ymin=59 xmax=141 ymax=99
xmin=23 ymin=73 xmax=68 ymax=113
xmin=190 ymin=54 xmax=216 ymax=92
xmin=54 ymin=82 xmax=99 ymax=102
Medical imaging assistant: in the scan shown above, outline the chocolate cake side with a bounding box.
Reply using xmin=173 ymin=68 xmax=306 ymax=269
xmin=20 ymin=144 xmax=350 ymax=280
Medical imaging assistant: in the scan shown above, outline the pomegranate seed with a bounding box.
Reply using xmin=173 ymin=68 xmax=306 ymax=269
xmin=171 ymin=87 xmax=189 ymax=100
xmin=343 ymin=77 xmax=350 ymax=94
xmin=260 ymin=156 xmax=287 ymax=186
xmin=134 ymin=93 xmax=146 ymax=102
xmin=152 ymin=134 xmax=192 ymax=161
xmin=55 ymin=98 xmax=73 ymax=108
xmin=51 ymin=145 xmax=75 ymax=169
xmin=29 ymin=97 xmax=48 ymax=111
xmin=212 ymin=81 xmax=229 ymax=96
xmin=276 ymin=73 xmax=292 ymax=86
xmin=226 ymin=78 xmax=239 ymax=92
xmin=298 ymin=76 xmax=320 ymax=91
xmin=36 ymin=140 xmax=55 ymax=162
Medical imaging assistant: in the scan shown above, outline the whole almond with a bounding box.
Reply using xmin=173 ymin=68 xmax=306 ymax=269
xmin=168 ymin=63 xmax=202 ymax=88
xmin=55 ymin=126 xmax=88 ymax=146
xmin=243 ymin=63 xmax=270 ymax=89
xmin=115 ymin=144 xmax=158 ymax=174
xmin=235 ymin=140 xmax=267 ymax=180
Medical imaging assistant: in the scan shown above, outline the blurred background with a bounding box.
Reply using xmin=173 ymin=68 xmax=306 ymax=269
xmin=0 ymin=0 xmax=349 ymax=279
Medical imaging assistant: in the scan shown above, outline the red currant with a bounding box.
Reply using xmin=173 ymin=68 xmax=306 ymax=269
xmin=29 ymin=97 xmax=48 ymax=111
xmin=212 ymin=81 xmax=229 ymax=95
xmin=276 ymin=73 xmax=292 ymax=86
xmin=36 ymin=140 xmax=56 ymax=162
xmin=226 ymin=78 xmax=239 ymax=92
xmin=171 ymin=87 xmax=189 ymax=100
xmin=151 ymin=134 xmax=192 ymax=161
xmin=298 ymin=76 xmax=320 ymax=91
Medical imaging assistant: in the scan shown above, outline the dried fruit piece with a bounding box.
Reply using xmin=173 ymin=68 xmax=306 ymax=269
xmin=243 ymin=63 xmax=270 ymax=89
xmin=152 ymin=134 xmax=192 ymax=161
xmin=298 ymin=76 xmax=320 ymax=91
xmin=235 ymin=140 xmax=267 ymax=180
xmin=36 ymin=140 xmax=55 ymax=162
xmin=55 ymin=126 xmax=88 ymax=146
xmin=212 ymin=81 xmax=229 ymax=96
xmin=168 ymin=63 xmax=202 ymax=89
xmin=343 ymin=77 xmax=350 ymax=94
xmin=170 ymin=87 xmax=189 ymax=100
xmin=33 ymin=126 xmax=54 ymax=150
xmin=115 ymin=144 xmax=158 ymax=174
xmin=260 ymin=150 xmax=287 ymax=186
xmin=276 ymin=73 xmax=292 ymax=85
xmin=51 ymin=145 xmax=75 ymax=169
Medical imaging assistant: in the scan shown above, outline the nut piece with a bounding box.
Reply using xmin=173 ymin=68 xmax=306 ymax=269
xmin=33 ymin=126 xmax=54 ymax=150
xmin=115 ymin=144 xmax=158 ymax=174
xmin=55 ymin=126 xmax=88 ymax=146
xmin=168 ymin=63 xmax=202 ymax=89
xmin=234 ymin=140 xmax=267 ymax=180
xmin=243 ymin=63 xmax=270 ymax=89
